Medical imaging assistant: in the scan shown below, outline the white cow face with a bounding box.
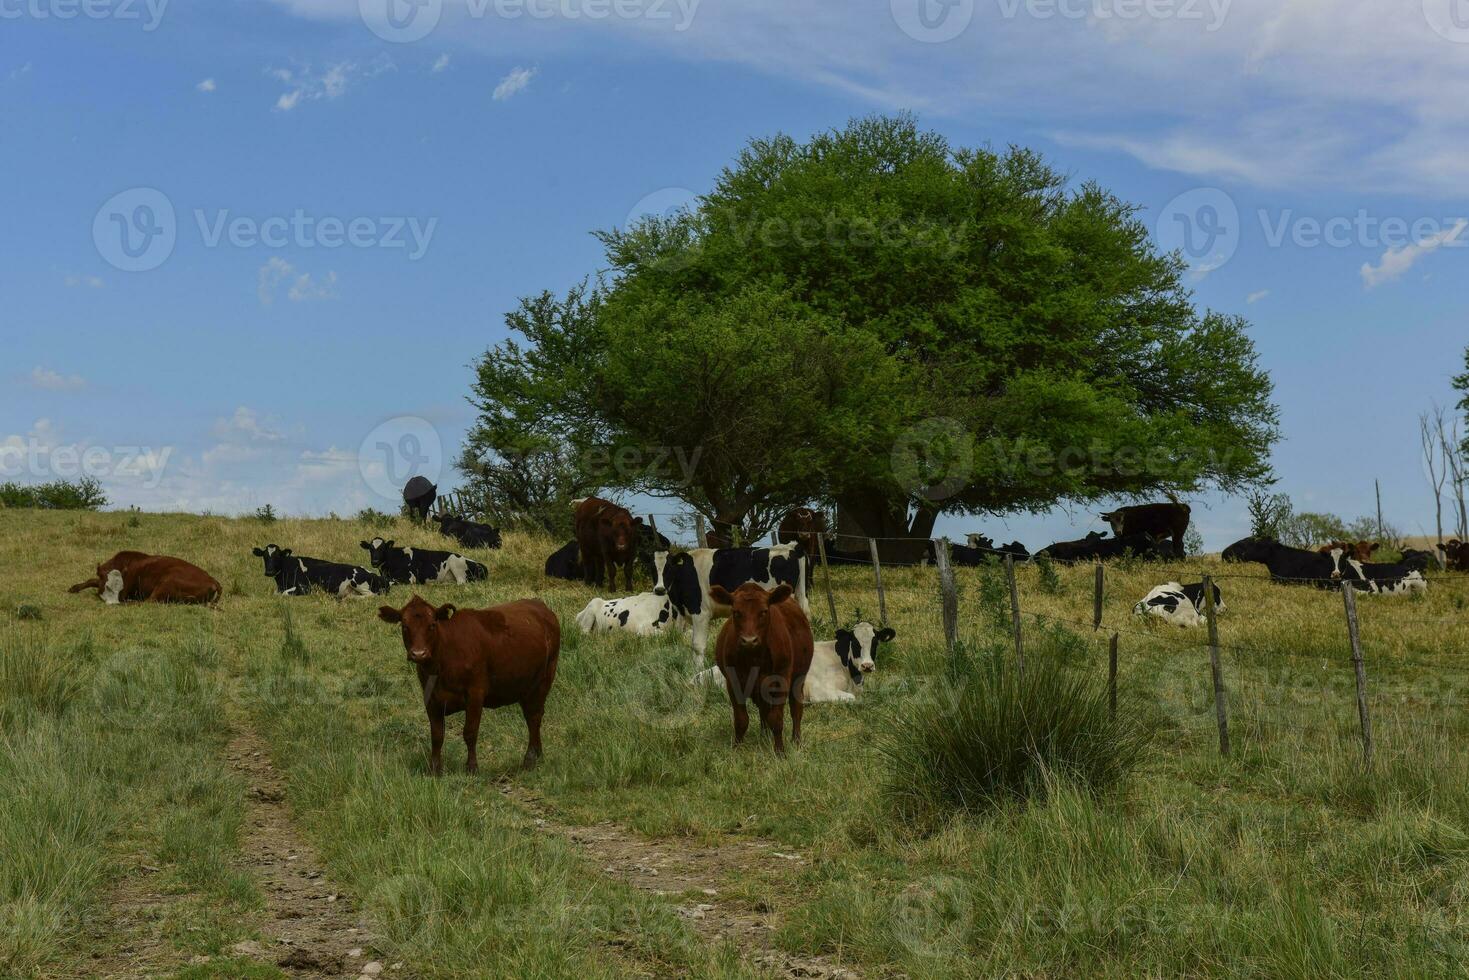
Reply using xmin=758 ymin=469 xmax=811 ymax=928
xmin=102 ymin=569 xmax=125 ymax=605
xmin=836 ymin=622 xmax=897 ymax=677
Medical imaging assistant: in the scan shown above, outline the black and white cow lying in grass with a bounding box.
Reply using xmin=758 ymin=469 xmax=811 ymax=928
xmin=1338 ymin=556 xmax=1429 ymax=596
xmin=1132 ymin=581 xmax=1223 ymax=628
xmin=575 ymin=592 xmax=686 ymax=637
xmin=360 ymin=538 xmax=488 ymax=586
xmin=252 ymin=544 xmax=390 ymax=597
xmin=1222 ymin=537 xmax=1428 ymax=595
xmin=652 ymin=544 xmax=808 ymax=663
xmin=693 ymin=621 xmax=896 ymax=702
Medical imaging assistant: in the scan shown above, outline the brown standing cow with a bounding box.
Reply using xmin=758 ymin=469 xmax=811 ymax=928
xmin=378 ymin=595 xmax=560 ymax=775
xmin=778 ymin=507 xmax=826 ymax=587
xmin=102 ymin=556 xmax=221 ymax=605
xmin=1099 ymin=503 xmax=1191 ymax=557
xmin=574 ymin=496 xmax=636 ymax=592
xmin=710 ymin=582 xmax=814 ymax=756
xmin=69 ymin=550 xmax=151 ymax=594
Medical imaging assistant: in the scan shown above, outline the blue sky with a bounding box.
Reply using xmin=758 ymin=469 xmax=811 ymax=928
xmin=4 ymin=0 xmax=1467 ymax=549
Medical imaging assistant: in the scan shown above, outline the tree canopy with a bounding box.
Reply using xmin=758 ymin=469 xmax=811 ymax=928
xmin=462 ymin=114 xmax=1278 ymax=538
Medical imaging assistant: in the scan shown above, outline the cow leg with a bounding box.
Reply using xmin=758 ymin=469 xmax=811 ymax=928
xmin=520 ymin=700 xmax=544 ymax=769
xmin=622 ymin=557 xmax=634 ymax=594
xmin=789 ymin=674 xmax=806 ymax=746
xmin=67 ymin=578 xmax=99 ymax=594
xmin=763 ymin=700 xmax=786 ymax=756
xmin=426 ymin=700 xmax=446 ymax=777
xmin=463 ymin=691 xmax=485 ymax=775
xmin=721 ymin=667 xmax=750 ymax=746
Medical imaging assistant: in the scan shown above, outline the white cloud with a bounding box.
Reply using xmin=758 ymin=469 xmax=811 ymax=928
xmin=63 ymin=273 xmax=104 ymax=289
xmin=196 ymin=77 xmax=216 ymax=93
xmin=257 ymin=257 xmax=339 ymax=305
xmin=9 ymin=62 xmax=31 ymax=81
xmin=493 ymin=66 xmax=536 ymax=101
xmin=432 ymin=53 xmax=451 ymax=73
xmin=30 ymin=367 xmax=86 ymax=391
xmin=269 ymin=58 xmax=392 ymax=112
xmin=1247 ymin=290 xmax=1270 ymax=304
xmin=213 ymin=406 xmax=285 ymax=442
xmin=1360 ymin=219 xmax=1467 ymax=288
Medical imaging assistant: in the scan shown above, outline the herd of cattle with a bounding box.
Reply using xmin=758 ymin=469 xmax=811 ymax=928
xmin=60 ymin=499 xmax=1468 ymax=770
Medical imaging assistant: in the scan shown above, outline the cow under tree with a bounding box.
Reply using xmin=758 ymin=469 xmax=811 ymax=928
xmin=1100 ymin=503 xmax=1191 ymax=557
xmin=711 ymin=583 xmax=814 ymax=756
xmin=378 ymin=595 xmax=560 ymax=775
xmin=574 ymin=496 xmax=637 ymax=592
xmin=777 ymin=507 xmax=827 ymax=586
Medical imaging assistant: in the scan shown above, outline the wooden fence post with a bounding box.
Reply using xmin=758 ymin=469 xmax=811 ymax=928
xmin=815 ymin=533 xmax=840 ymax=628
xmin=1093 ymin=563 xmax=1104 ymax=632
xmin=1203 ymin=574 xmax=1230 ymax=757
xmin=868 ymin=538 xmax=888 ymax=626
xmin=1342 ymin=583 xmax=1374 ymax=769
xmin=695 ymin=514 xmax=707 ymax=549
xmin=1004 ymin=554 xmax=1024 ymax=679
xmin=1108 ymin=632 xmax=1119 ymax=720
xmin=933 ymin=538 xmax=958 ymax=656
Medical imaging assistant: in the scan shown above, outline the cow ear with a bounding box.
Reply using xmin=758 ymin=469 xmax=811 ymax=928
xmin=435 ymin=604 xmax=456 ymax=622
xmin=378 ymin=606 xmax=402 ymax=624
xmin=282 ymin=549 xmax=292 ymax=556
xmin=385 ymin=540 xmax=394 ymax=548
xmin=360 ymin=541 xmax=370 ymax=549
xmin=769 ymin=584 xmax=793 ymax=605
xmin=252 ymin=548 xmax=264 ymax=556
xmin=709 ymin=585 xmax=733 ymax=606
xmin=878 ymin=627 xmax=896 ymax=642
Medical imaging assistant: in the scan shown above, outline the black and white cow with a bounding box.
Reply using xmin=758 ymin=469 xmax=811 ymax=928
xmin=1220 ymin=536 xmax=1348 ymax=588
xmin=432 ymin=514 xmax=503 ymax=550
xmin=962 ymin=535 xmax=1030 ymax=562
xmin=575 ymin=592 xmax=685 ymax=637
xmin=251 ymin=545 xmax=389 ymax=597
xmin=544 ymin=539 xmax=583 ymax=581
xmin=1132 ymin=581 xmax=1223 ymax=628
xmin=360 ymin=537 xmax=488 ymax=585
xmin=804 ymin=622 xmax=897 ymax=702
xmin=1337 ymin=556 xmax=1429 ymax=596
xmin=652 ymin=544 xmax=809 ymax=663
xmin=1398 ymin=548 xmax=1441 ymax=573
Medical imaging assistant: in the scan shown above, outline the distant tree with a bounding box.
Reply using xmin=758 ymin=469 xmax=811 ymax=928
xmin=465 ymin=115 xmax=1279 ymax=538
xmin=0 ymin=477 xmax=108 ymax=511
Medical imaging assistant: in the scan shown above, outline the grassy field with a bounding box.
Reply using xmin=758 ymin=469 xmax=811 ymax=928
xmin=3 ymin=508 xmax=1469 ymax=978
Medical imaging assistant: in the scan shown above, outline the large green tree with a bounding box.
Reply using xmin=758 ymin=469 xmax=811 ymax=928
xmin=463 ymin=115 xmax=1278 ymax=540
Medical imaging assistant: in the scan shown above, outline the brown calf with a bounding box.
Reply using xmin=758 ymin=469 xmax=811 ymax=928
xmin=103 ymin=556 xmax=221 ymax=605
xmin=574 ymin=496 xmax=636 ymax=592
xmin=1317 ymin=541 xmax=1379 ymax=562
xmin=710 ymin=583 xmax=814 ymax=756
xmin=378 ymin=595 xmax=560 ymax=775
xmin=69 ymin=550 xmax=151 ymax=594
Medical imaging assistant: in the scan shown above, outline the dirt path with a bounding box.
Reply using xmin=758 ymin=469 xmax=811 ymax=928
xmin=226 ymin=728 xmax=392 ymax=978
xmin=499 ymin=783 xmax=860 ymax=980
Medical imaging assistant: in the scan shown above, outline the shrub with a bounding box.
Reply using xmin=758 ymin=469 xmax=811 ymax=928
xmin=356 ymin=507 xmax=396 ymax=529
xmin=254 ymin=504 xmax=278 ymax=523
xmin=880 ymin=638 xmax=1152 ymax=825
xmin=0 ymin=477 xmax=107 ymax=511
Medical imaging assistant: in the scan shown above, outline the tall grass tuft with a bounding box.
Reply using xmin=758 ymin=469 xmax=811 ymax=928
xmin=880 ymin=637 xmax=1152 ymax=825
xmin=279 ymin=606 xmax=309 ymax=664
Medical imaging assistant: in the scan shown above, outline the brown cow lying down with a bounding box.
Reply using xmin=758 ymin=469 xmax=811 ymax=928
xmin=69 ymin=550 xmax=151 ymax=594
xmin=711 ymin=582 xmax=814 ymax=756
xmin=100 ymin=555 xmax=221 ymax=605
xmin=378 ymin=595 xmax=560 ymax=775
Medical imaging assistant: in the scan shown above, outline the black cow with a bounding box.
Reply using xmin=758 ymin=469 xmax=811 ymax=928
xmin=1220 ymin=537 xmax=1349 ymax=588
xmin=361 ymin=537 xmax=488 ymax=585
xmin=1399 ymin=548 xmax=1440 ymax=572
xmin=1039 ymin=531 xmax=1166 ymax=562
xmin=433 ymin=514 xmax=503 ymax=550
xmin=544 ymin=539 xmax=583 ymax=581
xmin=633 ymin=517 xmax=671 ymax=577
xmin=402 ymin=476 xmax=438 ymax=521
xmin=252 ymin=544 xmax=389 ymax=597
xmin=651 ymin=544 xmax=809 ymax=662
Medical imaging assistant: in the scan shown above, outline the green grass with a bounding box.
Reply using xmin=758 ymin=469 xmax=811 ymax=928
xmin=4 ymin=508 xmax=1469 ymax=976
